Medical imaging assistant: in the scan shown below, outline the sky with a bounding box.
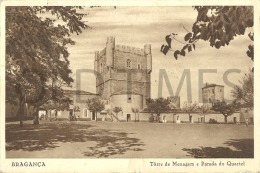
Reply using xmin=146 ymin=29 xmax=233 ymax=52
xmin=66 ymin=6 xmax=253 ymax=104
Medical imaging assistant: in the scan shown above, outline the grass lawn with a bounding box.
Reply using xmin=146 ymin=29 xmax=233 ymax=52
xmin=6 ymin=120 xmax=253 ymax=158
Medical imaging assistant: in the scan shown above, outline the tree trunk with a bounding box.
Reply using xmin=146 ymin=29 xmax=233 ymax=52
xmin=224 ymin=116 xmax=227 ymax=123
xmin=34 ymin=107 xmax=39 ymax=125
xmin=50 ymin=109 xmax=52 ymax=121
xmin=157 ymin=114 xmax=160 ymax=122
xmin=54 ymin=102 xmax=57 ymax=121
xmin=17 ymin=96 xmax=24 ymax=127
xmin=115 ymin=113 xmax=118 ymax=122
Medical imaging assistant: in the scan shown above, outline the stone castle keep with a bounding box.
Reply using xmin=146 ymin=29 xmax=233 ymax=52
xmin=94 ymin=37 xmax=152 ymax=120
xmin=202 ymin=83 xmax=224 ymax=107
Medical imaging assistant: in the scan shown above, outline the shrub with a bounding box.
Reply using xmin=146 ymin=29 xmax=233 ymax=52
xmin=149 ymin=114 xmax=154 ymax=122
xmin=209 ymin=118 xmax=218 ymax=124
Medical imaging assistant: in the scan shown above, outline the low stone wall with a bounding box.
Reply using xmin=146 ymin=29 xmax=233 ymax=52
xmin=138 ymin=112 xmax=241 ymax=123
xmin=45 ymin=111 xmax=251 ymax=124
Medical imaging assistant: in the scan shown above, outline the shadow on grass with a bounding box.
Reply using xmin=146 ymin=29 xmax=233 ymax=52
xmin=6 ymin=122 xmax=144 ymax=158
xmin=182 ymin=138 xmax=254 ymax=158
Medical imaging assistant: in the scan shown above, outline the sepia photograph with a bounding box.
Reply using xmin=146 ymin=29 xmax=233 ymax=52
xmin=1 ymin=2 xmax=259 ymax=172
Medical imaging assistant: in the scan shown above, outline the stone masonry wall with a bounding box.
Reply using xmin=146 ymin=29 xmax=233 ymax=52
xmin=202 ymin=85 xmax=224 ymax=104
xmin=95 ymin=38 xmax=151 ymax=107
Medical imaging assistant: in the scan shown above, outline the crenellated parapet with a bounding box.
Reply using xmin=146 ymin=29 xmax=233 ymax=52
xmin=115 ymin=45 xmax=144 ymax=55
xmin=94 ymin=37 xmax=152 ymax=74
xmin=95 ymin=48 xmax=106 ymax=60
xmin=107 ymin=36 xmax=115 ymax=43
xmin=144 ymin=44 xmax=151 ymax=55
xmin=106 ymin=37 xmax=115 ymax=67
xmin=94 ymin=51 xmax=99 ymax=60
xmin=144 ymin=44 xmax=152 ymax=73
xmin=99 ymin=48 xmax=106 ymax=57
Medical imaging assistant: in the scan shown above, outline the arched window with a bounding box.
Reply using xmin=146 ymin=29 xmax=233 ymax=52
xmin=127 ymin=59 xmax=131 ymax=68
xmin=100 ymin=63 xmax=103 ymax=72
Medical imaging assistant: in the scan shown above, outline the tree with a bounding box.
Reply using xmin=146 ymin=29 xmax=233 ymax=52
xmin=86 ymin=99 xmax=105 ymax=122
xmin=113 ymin=107 xmax=122 ymax=121
xmin=146 ymin=98 xmax=171 ymax=122
xmin=232 ymin=71 xmax=254 ymax=108
xmin=211 ymin=101 xmax=235 ymax=123
xmin=6 ymin=7 xmax=89 ymax=126
xmin=161 ymin=6 xmax=254 ymax=61
xmin=131 ymin=108 xmax=140 ymax=122
xmin=182 ymin=102 xmax=198 ymax=123
xmin=198 ymin=104 xmax=211 ymax=123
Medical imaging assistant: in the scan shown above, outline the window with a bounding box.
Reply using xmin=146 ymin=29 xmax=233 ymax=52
xmin=137 ymin=64 xmax=141 ymax=69
xmin=127 ymin=59 xmax=131 ymax=68
xmin=100 ymin=63 xmax=103 ymax=73
xmin=212 ymin=89 xmax=214 ymax=94
xmin=128 ymin=96 xmax=132 ymax=101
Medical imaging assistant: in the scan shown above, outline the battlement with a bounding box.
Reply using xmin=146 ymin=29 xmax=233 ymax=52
xmin=107 ymin=36 xmax=115 ymax=43
xmin=115 ymin=44 xmax=144 ymax=55
xmin=95 ymin=48 xmax=106 ymax=61
xmin=94 ymin=51 xmax=99 ymax=60
xmin=95 ymin=37 xmax=152 ymax=106
xmin=99 ymin=48 xmax=106 ymax=56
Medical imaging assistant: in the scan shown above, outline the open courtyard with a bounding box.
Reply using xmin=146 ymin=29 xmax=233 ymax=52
xmin=6 ymin=121 xmax=253 ymax=158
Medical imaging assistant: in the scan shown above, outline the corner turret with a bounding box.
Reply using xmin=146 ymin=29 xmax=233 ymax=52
xmin=144 ymin=44 xmax=152 ymax=73
xmin=106 ymin=37 xmax=115 ymax=67
xmin=94 ymin=51 xmax=99 ymax=72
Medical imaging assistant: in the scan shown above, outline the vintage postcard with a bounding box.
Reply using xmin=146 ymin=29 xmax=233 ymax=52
xmin=0 ymin=0 xmax=259 ymax=172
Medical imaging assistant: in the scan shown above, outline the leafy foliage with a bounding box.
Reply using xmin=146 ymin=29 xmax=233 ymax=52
xmin=246 ymin=33 xmax=254 ymax=61
xmin=182 ymin=102 xmax=198 ymax=115
xmin=232 ymin=71 xmax=254 ymax=108
xmin=182 ymin=102 xmax=198 ymax=122
xmin=6 ymin=6 xmax=89 ymax=126
xmin=211 ymin=101 xmax=235 ymax=123
xmin=198 ymin=104 xmax=211 ymax=116
xmin=113 ymin=107 xmax=122 ymax=114
xmin=43 ymin=96 xmax=73 ymax=111
xmin=161 ymin=6 xmax=254 ymax=61
xmin=208 ymin=118 xmax=218 ymax=124
xmin=6 ymin=6 xmax=89 ymax=110
xmin=198 ymin=104 xmax=211 ymax=123
xmin=86 ymin=99 xmax=105 ymax=113
xmin=131 ymin=108 xmax=140 ymax=113
xmin=146 ymin=98 xmax=171 ymax=120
